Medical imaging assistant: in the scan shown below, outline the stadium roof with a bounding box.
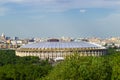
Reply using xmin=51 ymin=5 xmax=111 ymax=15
xmin=20 ymin=42 xmax=105 ymax=49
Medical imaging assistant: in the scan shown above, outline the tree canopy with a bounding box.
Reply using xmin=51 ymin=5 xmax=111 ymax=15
xmin=0 ymin=49 xmax=120 ymax=80
xmin=42 ymin=49 xmax=120 ymax=80
xmin=0 ymin=49 xmax=52 ymax=80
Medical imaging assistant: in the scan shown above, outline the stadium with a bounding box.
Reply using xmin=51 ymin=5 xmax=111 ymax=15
xmin=16 ymin=40 xmax=107 ymax=60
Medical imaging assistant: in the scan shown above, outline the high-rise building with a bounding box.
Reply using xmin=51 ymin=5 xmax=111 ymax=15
xmin=1 ymin=33 xmax=5 ymax=40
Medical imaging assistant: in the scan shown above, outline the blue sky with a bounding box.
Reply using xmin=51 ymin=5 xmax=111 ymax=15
xmin=0 ymin=0 xmax=120 ymax=38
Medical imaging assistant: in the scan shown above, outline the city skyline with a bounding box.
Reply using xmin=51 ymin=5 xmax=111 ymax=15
xmin=0 ymin=0 xmax=120 ymax=38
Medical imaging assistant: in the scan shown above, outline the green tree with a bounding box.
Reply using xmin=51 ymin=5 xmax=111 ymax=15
xmin=43 ymin=53 xmax=112 ymax=80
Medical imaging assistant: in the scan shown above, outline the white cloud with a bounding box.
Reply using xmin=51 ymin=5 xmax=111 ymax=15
xmin=0 ymin=0 xmax=120 ymax=14
xmin=80 ymin=9 xmax=86 ymax=13
xmin=1 ymin=0 xmax=120 ymax=8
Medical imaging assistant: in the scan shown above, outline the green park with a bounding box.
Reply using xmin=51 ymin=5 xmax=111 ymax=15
xmin=0 ymin=49 xmax=119 ymax=80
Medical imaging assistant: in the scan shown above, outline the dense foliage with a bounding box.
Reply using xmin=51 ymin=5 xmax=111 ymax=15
xmin=41 ymin=49 xmax=120 ymax=80
xmin=0 ymin=49 xmax=120 ymax=80
xmin=0 ymin=49 xmax=52 ymax=80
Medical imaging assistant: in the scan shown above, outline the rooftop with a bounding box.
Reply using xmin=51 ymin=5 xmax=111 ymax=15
xmin=20 ymin=41 xmax=105 ymax=49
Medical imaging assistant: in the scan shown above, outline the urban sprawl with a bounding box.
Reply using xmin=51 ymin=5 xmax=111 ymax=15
xmin=0 ymin=33 xmax=119 ymax=49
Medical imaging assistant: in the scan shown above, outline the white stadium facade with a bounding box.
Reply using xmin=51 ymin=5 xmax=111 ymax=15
xmin=16 ymin=41 xmax=107 ymax=60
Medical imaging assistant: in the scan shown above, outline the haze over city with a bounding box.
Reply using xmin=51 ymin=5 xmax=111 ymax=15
xmin=0 ymin=0 xmax=120 ymax=38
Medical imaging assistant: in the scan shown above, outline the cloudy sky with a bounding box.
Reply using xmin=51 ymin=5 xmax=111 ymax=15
xmin=0 ymin=0 xmax=120 ymax=38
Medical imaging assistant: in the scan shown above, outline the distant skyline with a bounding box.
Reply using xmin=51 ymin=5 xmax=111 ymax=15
xmin=0 ymin=0 xmax=120 ymax=38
